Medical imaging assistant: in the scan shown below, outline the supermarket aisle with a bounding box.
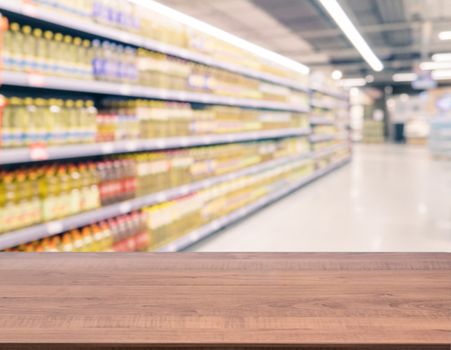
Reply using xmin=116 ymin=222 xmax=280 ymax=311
xmin=190 ymin=144 xmax=451 ymax=252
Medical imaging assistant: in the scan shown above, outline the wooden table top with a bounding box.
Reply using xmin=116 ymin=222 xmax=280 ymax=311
xmin=0 ymin=253 xmax=450 ymax=349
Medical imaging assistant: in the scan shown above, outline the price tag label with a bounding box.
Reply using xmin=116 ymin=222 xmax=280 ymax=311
xmin=212 ymin=221 xmax=220 ymax=230
xmin=119 ymin=201 xmax=132 ymax=214
xmin=101 ymin=143 xmax=114 ymax=154
xmin=27 ymin=73 xmax=46 ymax=87
xmin=157 ymin=192 xmax=167 ymax=202
xmin=118 ymin=32 xmax=132 ymax=43
xmin=119 ymin=84 xmax=131 ymax=96
xmin=190 ymin=231 xmax=200 ymax=242
xmin=125 ymin=141 xmax=137 ymax=151
xmin=46 ymin=221 xmax=63 ymax=235
xmin=177 ymin=91 xmax=187 ymax=100
xmin=180 ymin=186 xmax=190 ymax=195
xmin=29 ymin=143 xmax=49 ymax=161
xmin=226 ymin=134 xmax=234 ymax=143
xmin=180 ymin=137 xmax=189 ymax=147
xmin=156 ymin=139 xmax=166 ymax=149
xmin=202 ymin=136 xmax=211 ymax=145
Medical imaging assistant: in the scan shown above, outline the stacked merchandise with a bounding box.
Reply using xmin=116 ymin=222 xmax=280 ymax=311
xmin=404 ymin=117 xmax=429 ymax=145
xmin=429 ymin=118 xmax=451 ymax=158
xmin=5 ymin=158 xmax=314 ymax=252
xmin=14 ymin=0 xmax=309 ymax=83
xmin=2 ymin=20 xmax=309 ymax=104
xmin=0 ymin=96 xmax=309 ymax=147
xmin=362 ymin=120 xmax=384 ymax=143
xmin=0 ymin=0 xmax=351 ymax=253
xmin=0 ymin=138 xmax=309 ymax=233
xmin=5 ymin=212 xmax=150 ymax=252
xmin=309 ymin=88 xmax=351 ymax=170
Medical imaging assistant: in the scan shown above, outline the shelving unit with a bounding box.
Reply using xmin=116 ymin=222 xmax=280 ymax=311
xmin=0 ymin=0 xmax=350 ymax=252
xmin=309 ymin=116 xmax=335 ymax=125
xmin=308 ymin=77 xmax=351 ymax=171
xmin=156 ymin=157 xmax=350 ymax=252
xmin=309 ymin=134 xmax=336 ymax=143
xmin=0 ymin=128 xmax=310 ymax=164
xmin=1 ymin=71 xmax=310 ymax=112
xmin=0 ymin=152 xmax=312 ymax=250
xmin=0 ymin=0 xmax=309 ymax=92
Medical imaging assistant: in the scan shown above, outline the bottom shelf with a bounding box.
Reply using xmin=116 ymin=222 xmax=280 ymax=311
xmin=156 ymin=157 xmax=351 ymax=252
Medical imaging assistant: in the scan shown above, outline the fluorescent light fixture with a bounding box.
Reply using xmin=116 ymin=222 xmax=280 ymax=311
xmin=400 ymin=93 xmax=409 ymax=102
xmin=318 ymin=0 xmax=383 ymax=72
xmin=420 ymin=61 xmax=451 ymax=70
xmin=340 ymin=78 xmax=366 ymax=87
xmin=438 ymin=31 xmax=451 ymax=40
xmin=350 ymin=87 xmax=360 ymax=96
xmin=392 ymin=72 xmax=417 ymax=82
xmin=432 ymin=53 xmax=451 ymax=62
xmin=431 ymin=69 xmax=451 ymax=80
xmin=365 ymin=74 xmax=374 ymax=83
xmin=129 ymin=0 xmax=309 ymax=75
xmin=331 ymin=70 xmax=343 ymax=80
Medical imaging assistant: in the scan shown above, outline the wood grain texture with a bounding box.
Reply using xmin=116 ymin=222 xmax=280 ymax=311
xmin=0 ymin=253 xmax=450 ymax=350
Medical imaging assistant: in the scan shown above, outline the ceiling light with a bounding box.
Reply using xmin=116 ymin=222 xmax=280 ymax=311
xmin=438 ymin=31 xmax=451 ymax=40
xmin=420 ymin=61 xmax=451 ymax=70
xmin=400 ymin=93 xmax=409 ymax=102
xmin=365 ymin=74 xmax=374 ymax=83
xmin=350 ymin=87 xmax=360 ymax=96
xmin=318 ymin=0 xmax=383 ymax=72
xmin=431 ymin=53 xmax=451 ymax=62
xmin=331 ymin=70 xmax=343 ymax=80
xmin=392 ymin=72 xmax=417 ymax=82
xmin=340 ymin=78 xmax=367 ymax=87
xmin=431 ymin=70 xmax=451 ymax=80
xmin=129 ymin=0 xmax=309 ymax=75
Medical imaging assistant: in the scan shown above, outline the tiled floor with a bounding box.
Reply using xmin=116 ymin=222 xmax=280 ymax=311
xmin=189 ymin=144 xmax=451 ymax=252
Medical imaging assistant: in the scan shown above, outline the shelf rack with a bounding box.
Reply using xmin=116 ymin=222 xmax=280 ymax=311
xmin=310 ymin=83 xmax=348 ymax=100
xmin=1 ymin=71 xmax=311 ymax=112
xmin=309 ymin=134 xmax=336 ymax=143
xmin=0 ymin=152 xmax=313 ymax=250
xmin=0 ymin=128 xmax=310 ymax=165
xmin=0 ymin=2 xmax=351 ymax=251
xmin=0 ymin=0 xmax=309 ymax=93
xmin=313 ymin=143 xmax=349 ymax=159
xmin=309 ymin=117 xmax=335 ymax=125
xmin=156 ymin=157 xmax=350 ymax=252
xmin=310 ymin=99 xmax=335 ymax=110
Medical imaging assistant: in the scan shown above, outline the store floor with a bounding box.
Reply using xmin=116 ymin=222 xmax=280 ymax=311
xmin=189 ymin=144 xmax=451 ymax=252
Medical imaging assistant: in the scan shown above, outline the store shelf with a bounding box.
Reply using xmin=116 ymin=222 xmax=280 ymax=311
xmin=0 ymin=0 xmax=309 ymax=93
xmin=310 ymin=84 xmax=348 ymax=100
xmin=310 ymin=99 xmax=335 ymax=110
xmin=310 ymin=134 xmax=336 ymax=143
xmin=310 ymin=117 xmax=335 ymax=125
xmin=0 ymin=128 xmax=310 ymax=165
xmin=156 ymin=157 xmax=351 ymax=252
xmin=0 ymin=152 xmax=312 ymax=250
xmin=313 ymin=143 xmax=350 ymax=159
xmin=1 ymin=71 xmax=310 ymax=112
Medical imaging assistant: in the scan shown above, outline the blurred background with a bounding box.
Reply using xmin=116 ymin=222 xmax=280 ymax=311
xmin=0 ymin=0 xmax=450 ymax=253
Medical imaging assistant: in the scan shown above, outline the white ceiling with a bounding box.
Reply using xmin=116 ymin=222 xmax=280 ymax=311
xmin=159 ymin=0 xmax=329 ymax=66
xmin=159 ymin=0 xmax=451 ymax=83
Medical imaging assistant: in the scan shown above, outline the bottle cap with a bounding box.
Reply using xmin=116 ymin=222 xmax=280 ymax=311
xmin=33 ymin=28 xmax=42 ymax=37
xmin=44 ymin=30 xmax=53 ymax=40
xmin=22 ymin=25 xmax=31 ymax=34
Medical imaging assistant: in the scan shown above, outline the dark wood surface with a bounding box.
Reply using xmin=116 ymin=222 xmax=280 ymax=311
xmin=0 ymin=253 xmax=450 ymax=349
